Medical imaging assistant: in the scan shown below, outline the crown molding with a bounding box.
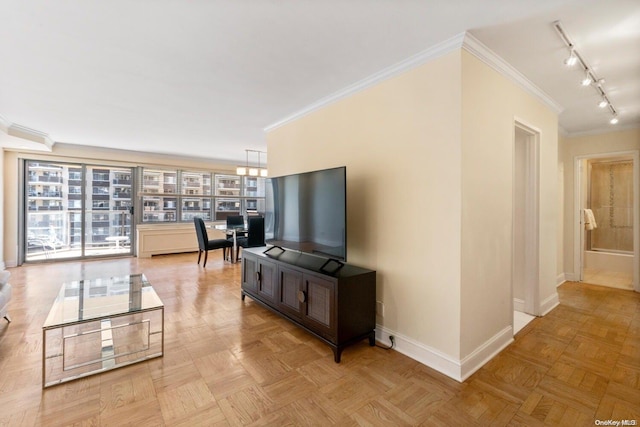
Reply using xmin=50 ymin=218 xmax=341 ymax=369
xmin=461 ymin=33 xmax=563 ymax=114
xmin=265 ymin=32 xmax=467 ymax=133
xmin=563 ymin=123 xmax=640 ymax=138
xmin=0 ymin=114 xmax=55 ymax=151
xmin=8 ymin=123 xmax=55 ymax=150
xmin=0 ymin=114 xmax=10 ymax=132
xmin=265 ymin=31 xmax=565 ymax=133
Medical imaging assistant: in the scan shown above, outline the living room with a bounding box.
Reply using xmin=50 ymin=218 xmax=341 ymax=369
xmin=1 ymin=1 xmax=639 ymax=425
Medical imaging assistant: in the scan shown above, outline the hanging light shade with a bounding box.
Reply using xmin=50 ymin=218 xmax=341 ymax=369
xmin=236 ymin=150 xmax=267 ymax=177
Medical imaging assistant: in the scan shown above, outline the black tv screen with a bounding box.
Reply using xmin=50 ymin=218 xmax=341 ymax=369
xmin=265 ymin=166 xmax=346 ymax=261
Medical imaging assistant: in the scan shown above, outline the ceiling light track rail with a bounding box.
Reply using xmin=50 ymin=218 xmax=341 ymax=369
xmin=553 ymin=20 xmax=619 ymax=125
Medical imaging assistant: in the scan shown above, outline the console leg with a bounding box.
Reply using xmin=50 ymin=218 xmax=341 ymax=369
xmin=241 ymin=292 xmax=246 ymax=301
xmin=333 ymin=348 xmax=342 ymax=363
xmin=368 ymin=331 xmax=375 ymax=346
xmin=3 ymin=314 xmax=10 ymax=323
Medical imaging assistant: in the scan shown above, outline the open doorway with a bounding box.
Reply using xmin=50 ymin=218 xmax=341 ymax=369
xmin=512 ymin=122 xmax=540 ymax=334
xmin=574 ymin=152 xmax=639 ymax=291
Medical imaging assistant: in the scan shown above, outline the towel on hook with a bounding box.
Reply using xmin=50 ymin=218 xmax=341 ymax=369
xmin=583 ymin=208 xmax=597 ymax=230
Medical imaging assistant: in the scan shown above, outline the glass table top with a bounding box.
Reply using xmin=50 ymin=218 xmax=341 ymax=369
xmin=43 ymin=274 xmax=163 ymax=328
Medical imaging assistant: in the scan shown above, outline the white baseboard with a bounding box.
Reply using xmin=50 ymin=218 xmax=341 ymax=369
xmin=564 ymin=272 xmax=580 ymax=282
xmin=375 ymin=325 xmax=462 ymax=381
xmin=513 ymin=298 xmax=525 ymax=312
xmin=460 ymin=326 xmax=514 ymax=381
xmin=556 ymin=273 xmax=567 ymax=287
xmin=0 ymin=261 xmax=5 ymax=270
xmin=540 ymin=291 xmax=560 ymax=316
xmin=375 ymin=324 xmax=513 ymax=383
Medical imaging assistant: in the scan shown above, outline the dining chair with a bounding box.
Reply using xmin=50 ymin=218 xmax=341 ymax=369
xmin=225 ymin=215 xmax=246 ymax=239
xmin=226 ymin=215 xmax=244 ymax=227
xmin=193 ymin=217 xmax=233 ymax=267
xmin=235 ymin=216 xmax=265 ymax=262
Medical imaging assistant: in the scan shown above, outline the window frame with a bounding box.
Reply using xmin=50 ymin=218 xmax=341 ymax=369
xmin=138 ymin=168 xmax=265 ymax=224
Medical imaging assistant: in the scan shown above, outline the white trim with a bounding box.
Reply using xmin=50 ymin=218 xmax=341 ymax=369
xmin=1 ymin=115 xmax=55 ymax=151
xmin=573 ymin=150 xmax=640 ymax=292
xmin=265 ymin=31 xmax=564 ymax=133
xmin=540 ymin=292 xmax=560 ymax=316
xmin=513 ymin=298 xmax=525 ymax=312
xmin=513 ymin=119 xmax=541 ymax=315
xmin=460 ymin=326 xmax=514 ymax=381
xmin=564 ymin=272 xmax=580 ymax=282
xmin=564 ymin=123 xmax=640 ymax=138
xmin=556 ymin=273 xmax=567 ymax=287
xmin=375 ymin=324 xmax=513 ymax=383
xmin=8 ymin=123 xmax=54 ymax=150
xmin=461 ymin=33 xmax=563 ymax=114
xmin=0 ymin=262 xmax=5 ymax=270
xmin=3 ymin=261 xmax=17 ymax=268
xmin=265 ymin=32 xmax=466 ymax=132
xmin=573 ymin=157 xmax=584 ymax=283
xmin=0 ymin=114 xmax=10 ymax=132
xmin=375 ymin=325 xmax=463 ymax=382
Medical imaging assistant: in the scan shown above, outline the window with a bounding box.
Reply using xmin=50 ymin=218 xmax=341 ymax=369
xmin=139 ymin=168 xmax=265 ymax=223
xmin=24 ymin=161 xmax=135 ymax=261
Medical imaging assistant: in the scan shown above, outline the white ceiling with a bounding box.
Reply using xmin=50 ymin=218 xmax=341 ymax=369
xmin=1 ymin=0 xmax=638 ymax=163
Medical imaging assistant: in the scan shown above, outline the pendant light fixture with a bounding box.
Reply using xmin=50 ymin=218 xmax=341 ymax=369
xmin=236 ymin=150 xmax=268 ymax=177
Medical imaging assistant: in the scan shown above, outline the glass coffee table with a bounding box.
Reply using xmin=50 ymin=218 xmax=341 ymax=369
xmin=42 ymin=274 xmax=164 ymax=388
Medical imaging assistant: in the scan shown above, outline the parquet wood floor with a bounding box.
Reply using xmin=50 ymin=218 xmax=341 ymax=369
xmin=0 ymin=254 xmax=638 ymax=426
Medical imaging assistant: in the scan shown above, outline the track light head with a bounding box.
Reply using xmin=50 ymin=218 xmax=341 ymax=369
xmin=564 ymin=49 xmax=577 ymax=67
xmin=555 ymin=21 xmax=618 ymax=126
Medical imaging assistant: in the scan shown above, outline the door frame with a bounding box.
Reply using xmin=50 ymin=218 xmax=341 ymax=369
xmin=512 ymin=120 xmax=540 ymax=317
xmin=21 ymin=159 xmax=135 ymax=263
xmin=573 ymin=150 xmax=640 ymax=292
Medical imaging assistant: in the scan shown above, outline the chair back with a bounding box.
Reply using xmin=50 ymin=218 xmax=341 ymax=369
xmin=193 ymin=217 xmax=208 ymax=250
xmin=247 ymin=217 xmax=265 ymax=247
xmin=226 ymin=215 xmax=244 ymax=227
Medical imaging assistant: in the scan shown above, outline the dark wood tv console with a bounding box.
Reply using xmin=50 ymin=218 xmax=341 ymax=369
xmin=240 ymin=247 xmax=376 ymax=362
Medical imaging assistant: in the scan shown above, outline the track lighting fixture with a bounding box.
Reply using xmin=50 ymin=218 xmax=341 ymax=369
xmin=553 ymin=20 xmax=619 ymax=126
xmin=564 ymin=49 xmax=577 ymax=67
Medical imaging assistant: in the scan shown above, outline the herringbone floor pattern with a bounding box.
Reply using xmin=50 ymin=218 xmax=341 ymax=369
xmin=0 ymin=254 xmax=638 ymax=426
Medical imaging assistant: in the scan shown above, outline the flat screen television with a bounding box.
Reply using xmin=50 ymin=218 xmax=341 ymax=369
xmin=265 ymin=166 xmax=346 ymax=261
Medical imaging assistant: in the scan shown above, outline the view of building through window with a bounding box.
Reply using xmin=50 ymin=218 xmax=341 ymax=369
xmin=140 ymin=169 xmax=265 ymax=223
xmin=26 ymin=161 xmax=133 ymax=261
xmin=25 ymin=161 xmax=266 ymax=262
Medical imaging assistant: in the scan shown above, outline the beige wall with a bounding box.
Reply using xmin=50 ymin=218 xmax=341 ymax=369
xmin=267 ymin=46 xmax=559 ymax=375
xmin=460 ymin=51 xmax=558 ymax=356
xmin=559 ymin=128 xmax=640 ymax=278
xmin=2 ymin=143 xmax=236 ymax=267
xmin=267 ymin=51 xmax=464 ymax=359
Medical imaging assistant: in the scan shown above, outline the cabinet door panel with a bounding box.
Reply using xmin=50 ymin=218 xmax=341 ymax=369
xmin=258 ymin=260 xmax=277 ymax=302
xmin=278 ymin=267 xmax=303 ymax=318
xmin=304 ymin=275 xmax=335 ymax=338
xmin=242 ymin=256 xmax=258 ymax=293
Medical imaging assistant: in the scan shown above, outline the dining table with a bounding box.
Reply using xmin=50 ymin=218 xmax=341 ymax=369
xmin=211 ymin=224 xmax=247 ymax=263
